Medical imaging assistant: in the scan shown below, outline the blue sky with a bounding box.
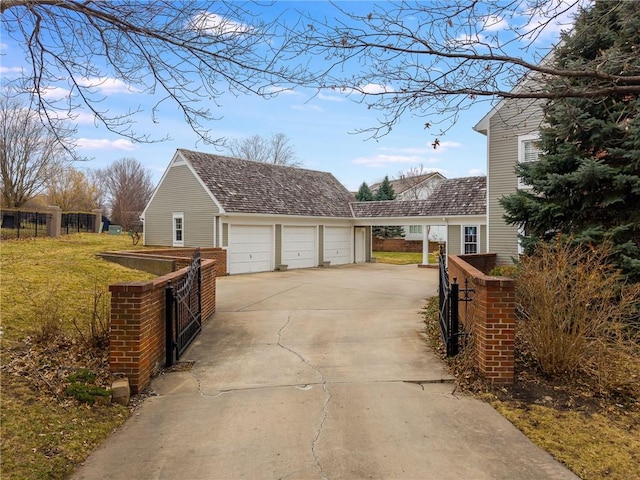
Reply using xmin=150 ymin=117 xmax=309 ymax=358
xmin=0 ymin=1 xmax=576 ymax=191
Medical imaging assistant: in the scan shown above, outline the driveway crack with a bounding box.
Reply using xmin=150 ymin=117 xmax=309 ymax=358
xmin=278 ymin=312 xmax=331 ymax=480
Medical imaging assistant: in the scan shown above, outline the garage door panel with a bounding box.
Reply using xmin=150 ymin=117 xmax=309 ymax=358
xmin=282 ymin=226 xmax=316 ymax=269
xmin=324 ymin=227 xmax=352 ymax=265
xmin=229 ymin=225 xmax=273 ymax=274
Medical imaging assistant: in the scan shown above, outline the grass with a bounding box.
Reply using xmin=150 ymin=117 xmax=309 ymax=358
xmin=1 ymin=233 xmax=154 ymax=480
xmin=373 ymin=250 xmax=438 ymax=265
xmin=422 ymin=296 xmax=640 ymax=480
xmin=491 ymin=401 xmax=640 ymax=480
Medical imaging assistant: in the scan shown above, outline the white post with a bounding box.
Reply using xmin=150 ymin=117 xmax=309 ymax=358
xmin=422 ymin=224 xmax=430 ymax=265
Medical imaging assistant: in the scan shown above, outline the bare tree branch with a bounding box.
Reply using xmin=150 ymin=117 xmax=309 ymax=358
xmin=0 ymin=94 xmax=78 ymax=207
xmin=225 ymin=132 xmax=302 ymax=167
xmin=1 ymin=0 xmax=300 ymax=144
xmin=282 ymin=0 xmax=640 ymax=139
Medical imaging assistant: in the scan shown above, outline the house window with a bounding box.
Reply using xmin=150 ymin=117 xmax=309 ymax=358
xmin=409 ymin=225 xmax=422 ymax=234
xmin=518 ymin=134 xmax=541 ymax=188
xmin=173 ymin=213 xmax=184 ymax=247
xmin=463 ymin=226 xmax=479 ymax=254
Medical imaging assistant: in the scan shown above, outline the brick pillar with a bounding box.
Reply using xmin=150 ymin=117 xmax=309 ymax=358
xmin=473 ymin=277 xmax=515 ymax=383
xmin=109 ymin=282 xmax=158 ymax=394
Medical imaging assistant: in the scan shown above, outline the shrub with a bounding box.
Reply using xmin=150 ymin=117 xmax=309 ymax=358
xmin=488 ymin=264 xmax=519 ymax=278
xmin=516 ymin=240 xmax=640 ymax=394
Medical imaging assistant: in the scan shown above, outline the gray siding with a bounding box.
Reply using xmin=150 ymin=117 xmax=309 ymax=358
xmin=488 ymin=98 xmax=544 ymax=264
xmin=480 ymin=225 xmax=487 ymax=254
xmin=448 ymin=225 xmax=461 ymax=255
xmin=318 ymin=225 xmax=324 ymax=264
xmin=222 ymin=223 xmax=229 ymax=247
xmin=145 ymin=164 xmax=219 ymax=246
xmin=275 ymin=224 xmax=282 ymax=266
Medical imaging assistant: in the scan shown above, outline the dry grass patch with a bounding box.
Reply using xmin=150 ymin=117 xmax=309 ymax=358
xmin=491 ymin=401 xmax=640 ymax=480
xmin=1 ymin=233 xmax=155 ymax=480
xmin=373 ymin=251 xmax=437 ymax=265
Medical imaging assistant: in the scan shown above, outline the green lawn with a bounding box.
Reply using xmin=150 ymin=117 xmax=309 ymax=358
xmin=373 ymin=250 xmax=438 ymax=265
xmin=1 ymin=233 xmax=154 ymax=480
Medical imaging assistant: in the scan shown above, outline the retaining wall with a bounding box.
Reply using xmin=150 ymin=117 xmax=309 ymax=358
xmin=109 ymin=258 xmax=216 ymax=394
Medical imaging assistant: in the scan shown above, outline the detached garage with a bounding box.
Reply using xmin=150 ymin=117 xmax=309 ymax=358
xmin=143 ymin=149 xmax=485 ymax=275
xmin=143 ymin=149 xmax=363 ymax=275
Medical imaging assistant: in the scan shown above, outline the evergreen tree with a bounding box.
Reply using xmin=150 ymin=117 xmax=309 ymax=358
xmin=372 ymin=175 xmax=405 ymax=238
xmin=501 ymin=1 xmax=640 ymax=279
xmin=375 ymin=175 xmax=396 ymax=200
xmin=355 ymin=182 xmax=374 ymax=201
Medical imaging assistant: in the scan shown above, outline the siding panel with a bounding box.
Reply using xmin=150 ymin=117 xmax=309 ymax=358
xmin=488 ymin=98 xmax=544 ymax=264
xmin=145 ymin=164 xmax=219 ymax=246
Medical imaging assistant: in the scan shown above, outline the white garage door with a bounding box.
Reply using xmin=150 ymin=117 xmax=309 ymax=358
xmin=282 ymin=226 xmax=316 ymax=269
xmin=324 ymin=226 xmax=352 ymax=265
xmin=229 ymin=225 xmax=273 ymax=274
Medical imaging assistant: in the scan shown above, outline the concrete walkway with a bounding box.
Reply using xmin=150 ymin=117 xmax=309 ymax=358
xmin=72 ymin=264 xmax=578 ymax=480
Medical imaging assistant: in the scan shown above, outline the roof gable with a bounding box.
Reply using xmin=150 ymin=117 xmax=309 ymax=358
xmin=179 ymin=149 xmax=355 ymax=217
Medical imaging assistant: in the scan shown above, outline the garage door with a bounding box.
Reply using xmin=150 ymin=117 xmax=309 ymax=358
xmin=228 ymin=225 xmax=273 ymax=274
xmin=282 ymin=226 xmax=316 ymax=269
xmin=324 ymin=226 xmax=352 ymax=265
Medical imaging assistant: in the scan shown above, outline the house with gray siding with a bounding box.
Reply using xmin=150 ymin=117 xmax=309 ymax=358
xmin=143 ymin=149 xmax=488 ymax=274
xmin=474 ymin=95 xmax=545 ymax=265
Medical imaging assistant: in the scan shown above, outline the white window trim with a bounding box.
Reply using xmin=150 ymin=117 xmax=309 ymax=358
xmin=172 ymin=212 xmax=184 ymax=247
xmin=409 ymin=225 xmax=422 ymax=234
xmin=461 ymin=225 xmax=480 ymax=255
xmin=517 ymin=133 xmax=540 ymax=189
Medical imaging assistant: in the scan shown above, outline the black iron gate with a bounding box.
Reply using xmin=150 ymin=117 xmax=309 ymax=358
xmin=437 ymin=247 xmax=474 ymax=357
xmin=165 ymin=250 xmax=202 ymax=367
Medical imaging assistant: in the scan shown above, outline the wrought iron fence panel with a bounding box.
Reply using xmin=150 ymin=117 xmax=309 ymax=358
xmin=61 ymin=212 xmax=96 ymax=234
xmin=165 ymin=250 xmax=202 ymax=367
xmin=1 ymin=209 xmax=51 ymax=239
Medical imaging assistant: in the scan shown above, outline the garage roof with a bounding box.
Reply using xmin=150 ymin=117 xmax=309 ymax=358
xmin=350 ymin=177 xmax=486 ymax=218
xmin=178 ymin=149 xmax=485 ymax=220
xmin=181 ymin=149 xmax=355 ymax=217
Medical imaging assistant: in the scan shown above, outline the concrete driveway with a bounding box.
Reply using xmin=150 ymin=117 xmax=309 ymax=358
xmin=72 ymin=263 xmax=578 ymax=480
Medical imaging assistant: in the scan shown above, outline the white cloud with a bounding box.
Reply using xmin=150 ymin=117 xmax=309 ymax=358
xmin=482 ymin=15 xmax=509 ymax=32
xmin=77 ymin=77 xmax=138 ymax=94
xmin=71 ymin=111 xmax=97 ymax=125
xmin=0 ymin=42 xmax=8 ymax=51
xmin=291 ymin=104 xmax=323 ymax=112
xmin=76 ymin=138 xmax=137 ymax=151
xmin=317 ymin=93 xmax=345 ymax=102
xmin=468 ymin=168 xmax=485 ymax=176
xmin=0 ymin=65 xmax=23 ymax=74
xmin=361 ymin=83 xmax=394 ymax=94
xmin=39 ymin=86 xmax=71 ymax=100
xmin=263 ymin=86 xmax=298 ymax=96
xmin=189 ymin=12 xmax=250 ymax=36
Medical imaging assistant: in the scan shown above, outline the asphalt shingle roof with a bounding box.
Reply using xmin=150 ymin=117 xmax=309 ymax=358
xmin=180 ymin=149 xmax=355 ymax=217
xmin=350 ymin=177 xmax=486 ymax=218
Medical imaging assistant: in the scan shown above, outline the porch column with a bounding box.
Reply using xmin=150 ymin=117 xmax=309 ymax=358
xmin=421 ymin=224 xmax=430 ymax=265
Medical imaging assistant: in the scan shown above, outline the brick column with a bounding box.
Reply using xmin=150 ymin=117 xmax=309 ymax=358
xmin=449 ymin=255 xmax=515 ymax=384
xmin=473 ymin=277 xmax=515 ymax=383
